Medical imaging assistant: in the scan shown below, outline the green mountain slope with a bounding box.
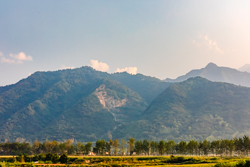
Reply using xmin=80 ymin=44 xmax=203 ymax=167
xmin=110 ymin=72 xmax=173 ymax=104
xmin=113 ymin=77 xmax=250 ymax=142
xmin=0 ymin=67 xmax=150 ymax=142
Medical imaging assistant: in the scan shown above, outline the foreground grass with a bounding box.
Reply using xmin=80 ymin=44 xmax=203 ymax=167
xmin=158 ymin=165 xmax=215 ymax=167
xmin=0 ymin=155 xmax=249 ymax=167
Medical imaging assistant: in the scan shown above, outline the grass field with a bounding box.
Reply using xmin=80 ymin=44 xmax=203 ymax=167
xmin=0 ymin=155 xmax=248 ymax=167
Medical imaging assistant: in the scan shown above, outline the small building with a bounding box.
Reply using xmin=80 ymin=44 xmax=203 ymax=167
xmin=88 ymin=151 xmax=96 ymax=156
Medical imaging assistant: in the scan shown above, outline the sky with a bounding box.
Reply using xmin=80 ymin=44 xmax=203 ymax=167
xmin=0 ymin=0 xmax=250 ymax=86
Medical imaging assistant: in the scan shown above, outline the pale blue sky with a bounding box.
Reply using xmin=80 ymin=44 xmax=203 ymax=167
xmin=0 ymin=0 xmax=250 ymax=86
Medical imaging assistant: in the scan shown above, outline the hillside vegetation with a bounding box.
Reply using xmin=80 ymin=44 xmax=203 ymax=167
xmin=0 ymin=67 xmax=169 ymax=142
xmin=113 ymin=77 xmax=250 ymax=141
xmin=2 ymin=66 xmax=250 ymax=142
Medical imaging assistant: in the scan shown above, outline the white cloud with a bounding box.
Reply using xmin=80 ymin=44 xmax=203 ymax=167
xmin=0 ymin=52 xmax=33 ymax=64
xmin=10 ymin=52 xmax=33 ymax=61
xmin=193 ymin=34 xmax=224 ymax=54
xmin=90 ymin=60 xmax=109 ymax=72
xmin=203 ymin=35 xmax=224 ymax=54
xmin=116 ymin=67 xmax=138 ymax=75
xmin=59 ymin=65 xmax=75 ymax=70
xmin=1 ymin=57 xmax=19 ymax=64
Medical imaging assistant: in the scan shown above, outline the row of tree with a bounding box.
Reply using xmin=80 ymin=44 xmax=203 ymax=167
xmin=0 ymin=139 xmax=91 ymax=155
xmin=1 ymin=136 xmax=250 ymax=156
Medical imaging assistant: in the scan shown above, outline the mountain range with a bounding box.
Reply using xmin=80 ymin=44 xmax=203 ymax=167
xmin=1 ymin=63 xmax=250 ymax=142
xmin=164 ymin=63 xmax=250 ymax=87
xmin=0 ymin=67 xmax=170 ymax=142
xmin=113 ymin=77 xmax=250 ymax=142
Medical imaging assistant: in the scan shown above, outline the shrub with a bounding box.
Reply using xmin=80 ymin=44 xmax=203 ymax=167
xmin=51 ymin=154 xmax=59 ymax=163
xmin=215 ymin=162 xmax=237 ymax=167
xmin=38 ymin=154 xmax=46 ymax=161
xmin=0 ymin=162 xmax=6 ymax=167
xmin=45 ymin=153 xmax=53 ymax=161
xmin=177 ymin=157 xmax=185 ymax=162
xmin=236 ymin=161 xmax=245 ymax=167
xmin=59 ymin=153 xmax=68 ymax=164
xmin=245 ymin=160 xmax=250 ymax=167
xmin=45 ymin=161 xmax=53 ymax=164
xmin=167 ymin=156 xmax=186 ymax=163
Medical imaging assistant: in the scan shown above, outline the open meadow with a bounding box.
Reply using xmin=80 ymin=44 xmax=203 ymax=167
xmin=0 ymin=155 xmax=249 ymax=167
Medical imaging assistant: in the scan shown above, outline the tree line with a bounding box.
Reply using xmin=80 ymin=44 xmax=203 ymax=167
xmin=1 ymin=136 xmax=250 ymax=156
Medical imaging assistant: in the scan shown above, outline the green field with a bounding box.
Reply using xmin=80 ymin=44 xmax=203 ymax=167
xmin=0 ymin=155 xmax=249 ymax=167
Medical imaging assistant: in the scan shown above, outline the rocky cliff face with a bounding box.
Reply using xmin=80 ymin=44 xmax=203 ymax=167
xmin=94 ymin=84 xmax=127 ymax=110
xmin=94 ymin=84 xmax=129 ymax=123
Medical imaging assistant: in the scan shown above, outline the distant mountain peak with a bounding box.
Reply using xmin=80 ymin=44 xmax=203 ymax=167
xmin=238 ymin=64 xmax=250 ymax=73
xmin=205 ymin=62 xmax=218 ymax=68
xmin=164 ymin=63 xmax=250 ymax=87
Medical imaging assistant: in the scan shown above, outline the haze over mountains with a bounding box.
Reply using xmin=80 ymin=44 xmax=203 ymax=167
xmin=1 ymin=63 xmax=250 ymax=142
xmin=238 ymin=64 xmax=250 ymax=73
xmin=165 ymin=63 xmax=250 ymax=87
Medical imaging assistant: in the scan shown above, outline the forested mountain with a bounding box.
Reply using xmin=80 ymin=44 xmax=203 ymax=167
xmin=0 ymin=66 xmax=169 ymax=142
xmin=113 ymin=77 xmax=250 ymax=142
xmin=110 ymin=72 xmax=173 ymax=104
xmin=164 ymin=63 xmax=250 ymax=87
xmin=2 ymin=66 xmax=250 ymax=142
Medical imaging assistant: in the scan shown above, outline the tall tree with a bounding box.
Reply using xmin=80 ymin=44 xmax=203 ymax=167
xmin=108 ymin=139 xmax=113 ymax=155
xmin=76 ymin=142 xmax=84 ymax=155
xmin=135 ymin=140 xmax=143 ymax=155
xmin=121 ymin=139 xmax=126 ymax=156
xmin=187 ymin=140 xmax=197 ymax=155
xmin=65 ymin=139 xmax=74 ymax=154
xmin=234 ymin=137 xmax=243 ymax=156
xmin=202 ymin=139 xmax=210 ymax=155
xmin=59 ymin=143 xmax=66 ymax=155
xmin=158 ymin=140 xmax=165 ymax=155
xmin=44 ymin=140 xmax=53 ymax=153
xmin=128 ymin=137 xmax=135 ymax=155
xmin=95 ymin=139 xmax=106 ymax=155
xmin=33 ymin=140 xmax=40 ymax=154
xmin=165 ymin=140 xmax=175 ymax=155
xmin=151 ymin=141 xmax=158 ymax=155
xmin=227 ymin=139 xmax=235 ymax=156
xmin=220 ymin=139 xmax=227 ymax=155
xmin=52 ymin=141 xmax=60 ymax=153
xmin=243 ymin=135 xmax=250 ymax=156
xmin=85 ymin=142 xmax=92 ymax=155
xmin=142 ymin=139 xmax=150 ymax=155
xmin=211 ymin=140 xmax=220 ymax=156
xmin=198 ymin=141 xmax=202 ymax=156
xmin=178 ymin=141 xmax=187 ymax=155
xmin=113 ymin=139 xmax=119 ymax=156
